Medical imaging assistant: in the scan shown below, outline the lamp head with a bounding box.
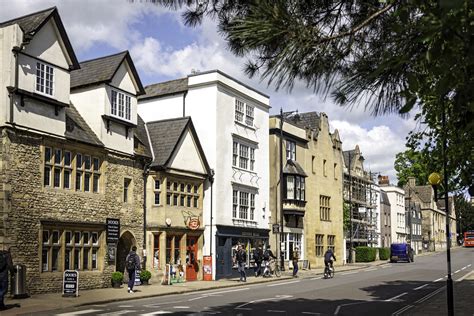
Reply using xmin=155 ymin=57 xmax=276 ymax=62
xmin=428 ymin=172 xmax=442 ymax=186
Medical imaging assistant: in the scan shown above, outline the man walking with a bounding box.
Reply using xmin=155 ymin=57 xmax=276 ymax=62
xmin=253 ymin=244 xmax=263 ymax=277
xmin=0 ymin=246 xmax=14 ymax=310
xmin=125 ymin=246 xmax=140 ymax=293
xmin=236 ymin=244 xmax=247 ymax=282
xmin=292 ymin=246 xmax=300 ymax=277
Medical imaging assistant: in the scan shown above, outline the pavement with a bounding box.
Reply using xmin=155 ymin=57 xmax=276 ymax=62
xmin=2 ymin=260 xmax=387 ymax=315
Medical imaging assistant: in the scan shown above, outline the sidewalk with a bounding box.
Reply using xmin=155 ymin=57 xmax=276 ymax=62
xmin=405 ymin=270 xmax=474 ymax=316
xmin=3 ymin=260 xmax=388 ymax=315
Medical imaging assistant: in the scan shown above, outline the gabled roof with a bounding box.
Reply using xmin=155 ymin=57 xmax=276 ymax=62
xmin=70 ymin=51 xmax=145 ymax=95
xmin=286 ymin=112 xmax=320 ymax=131
xmin=65 ymin=103 xmax=103 ymax=147
xmin=139 ymin=78 xmax=188 ymax=100
xmin=145 ymin=117 xmax=211 ymax=176
xmin=343 ymin=150 xmax=356 ymax=169
xmin=283 ymin=160 xmax=307 ymax=177
xmin=0 ymin=7 xmax=79 ymax=69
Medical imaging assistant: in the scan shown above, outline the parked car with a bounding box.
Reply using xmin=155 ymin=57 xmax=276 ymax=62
xmin=390 ymin=243 xmax=414 ymax=263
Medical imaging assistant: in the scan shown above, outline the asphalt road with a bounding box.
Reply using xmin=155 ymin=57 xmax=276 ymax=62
xmin=43 ymin=247 xmax=473 ymax=316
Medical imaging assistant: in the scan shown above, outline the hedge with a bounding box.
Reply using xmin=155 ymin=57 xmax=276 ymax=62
xmin=355 ymin=246 xmax=377 ymax=262
xmin=378 ymin=247 xmax=390 ymax=260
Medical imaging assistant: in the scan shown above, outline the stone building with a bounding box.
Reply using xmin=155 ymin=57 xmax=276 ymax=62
xmin=380 ymin=191 xmax=392 ymax=248
xmin=0 ymin=8 xmax=148 ymax=293
xmin=269 ymin=112 xmax=344 ymax=269
xmin=142 ymin=117 xmax=211 ymax=281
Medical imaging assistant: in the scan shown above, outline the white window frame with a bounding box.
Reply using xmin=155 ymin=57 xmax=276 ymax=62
xmin=110 ymin=89 xmax=132 ymax=121
xmin=36 ymin=62 xmax=54 ymax=96
xmin=286 ymin=141 xmax=296 ymax=161
xmin=235 ymin=99 xmax=245 ymax=122
xmin=245 ymin=104 xmax=254 ymax=126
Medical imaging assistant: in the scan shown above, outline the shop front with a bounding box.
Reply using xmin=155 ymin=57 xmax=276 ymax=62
xmin=215 ymin=225 xmax=270 ymax=279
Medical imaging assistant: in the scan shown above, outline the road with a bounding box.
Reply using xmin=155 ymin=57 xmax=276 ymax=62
xmin=41 ymin=248 xmax=473 ymax=316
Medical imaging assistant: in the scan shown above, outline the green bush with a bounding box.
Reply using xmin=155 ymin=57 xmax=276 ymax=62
xmin=378 ymin=247 xmax=390 ymax=260
xmin=355 ymin=246 xmax=377 ymax=262
xmin=111 ymin=271 xmax=123 ymax=283
xmin=139 ymin=269 xmax=152 ymax=281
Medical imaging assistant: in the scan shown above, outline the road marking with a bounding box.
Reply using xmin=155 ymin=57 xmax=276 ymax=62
xmin=461 ymin=267 xmax=466 ymax=270
xmin=302 ymin=313 xmax=321 ymax=315
xmin=382 ymin=265 xmax=392 ymax=268
xmin=415 ymin=286 xmax=445 ymax=304
xmin=457 ymin=270 xmax=474 ymax=282
xmin=205 ymin=288 xmax=250 ymax=295
xmin=98 ymin=311 xmax=135 ymax=316
xmin=391 ymin=305 xmax=414 ymax=316
xmin=140 ymin=312 xmax=172 ymax=315
xmin=434 ymin=277 xmax=443 ymax=282
xmin=364 ymin=268 xmax=378 ymax=272
xmin=234 ymin=307 xmax=252 ymax=310
xmin=468 ymin=264 xmax=472 ymax=267
xmin=235 ymin=295 xmax=293 ymax=309
xmin=454 ymin=269 xmax=461 ymax=274
xmin=385 ymin=292 xmax=407 ymax=302
xmin=267 ymin=280 xmax=300 ymax=287
xmin=267 ymin=310 xmax=285 ymax=313
xmin=56 ymin=310 xmax=102 ymax=316
xmin=117 ymin=306 xmax=133 ymax=308
xmin=188 ymin=296 xmax=205 ymax=301
xmin=174 ymin=306 xmax=190 ymax=309
xmin=334 ymin=302 xmax=370 ymax=315
xmin=340 ymin=271 xmax=357 ymax=275
xmin=414 ymin=284 xmax=429 ymax=290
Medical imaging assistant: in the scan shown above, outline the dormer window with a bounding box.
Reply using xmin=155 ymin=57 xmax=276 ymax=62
xmin=36 ymin=62 xmax=54 ymax=96
xmin=111 ymin=90 xmax=131 ymax=121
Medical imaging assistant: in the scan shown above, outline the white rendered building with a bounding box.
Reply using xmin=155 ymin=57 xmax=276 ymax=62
xmin=380 ymin=179 xmax=407 ymax=244
xmin=138 ymin=71 xmax=270 ymax=279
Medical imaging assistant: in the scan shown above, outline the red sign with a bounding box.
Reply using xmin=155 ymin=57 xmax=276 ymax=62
xmin=203 ymin=255 xmax=212 ymax=281
xmin=187 ymin=217 xmax=200 ymax=230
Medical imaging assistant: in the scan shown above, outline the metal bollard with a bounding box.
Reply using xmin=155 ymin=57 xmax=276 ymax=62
xmin=10 ymin=264 xmax=29 ymax=299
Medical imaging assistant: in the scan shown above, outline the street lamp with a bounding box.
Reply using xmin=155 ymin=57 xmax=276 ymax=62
xmin=428 ymin=171 xmax=454 ymax=316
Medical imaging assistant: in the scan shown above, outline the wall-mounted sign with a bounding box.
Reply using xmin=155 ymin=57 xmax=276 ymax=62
xmin=106 ymin=218 xmax=120 ymax=244
xmin=272 ymin=224 xmax=280 ymax=234
xmin=63 ymin=270 xmax=79 ymax=297
xmin=187 ymin=216 xmax=200 ymax=230
xmin=107 ymin=244 xmax=116 ymax=262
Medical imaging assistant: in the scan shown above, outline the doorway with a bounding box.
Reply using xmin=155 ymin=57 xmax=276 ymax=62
xmin=186 ymin=236 xmax=198 ymax=281
xmin=116 ymin=231 xmax=136 ymax=273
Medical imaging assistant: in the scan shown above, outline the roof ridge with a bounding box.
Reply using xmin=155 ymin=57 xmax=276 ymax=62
xmin=144 ymin=77 xmax=187 ymax=89
xmin=0 ymin=6 xmax=56 ymax=26
xmin=78 ymin=51 xmax=128 ymax=65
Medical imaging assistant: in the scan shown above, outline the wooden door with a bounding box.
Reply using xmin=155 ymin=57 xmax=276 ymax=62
xmin=186 ymin=236 xmax=198 ymax=281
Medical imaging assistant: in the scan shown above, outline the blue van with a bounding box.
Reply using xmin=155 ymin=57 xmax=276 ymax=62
xmin=390 ymin=243 xmax=414 ymax=263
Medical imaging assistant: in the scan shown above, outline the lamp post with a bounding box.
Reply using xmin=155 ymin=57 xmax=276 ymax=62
xmin=348 ymin=151 xmax=353 ymax=263
xmin=279 ymin=108 xmax=285 ymax=271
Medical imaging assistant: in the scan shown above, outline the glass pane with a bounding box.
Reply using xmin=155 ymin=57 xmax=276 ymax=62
xmin=42 ymin=230 xmax=49 ymax=244
xmin=45 ymin=147 xmax=52 ymax=162
xmin=65 ymin=249 xmax=71 ymax=270
xmin=52 ymin=248 xmax=59 ymax=271
xmin=54 ymin=149 xmax=61 ymax=165
xmin=76 ymin=153 xmax=82 ymax=169
xmin=83 ymin=249 xmax=89 ymax=270
xmin=64 ymin=151 xmax=71 ymax=166
xmin=44 ymin=166 xmax=51 ymax=186
xmin=74 ymin=249 xmax=80 ymax=270
xmin=42 ymin=249 xmax=48 ymax=272
xmin=92 ymin=249 xmax=97 ymax=269
xmin=64 ymin=170 xmax=70 ymax=189
xmin=65 ymin=231 xmax=72 ymax=244
xmin=52 ymin=231 xmax=60 ymax=244
xmin=93 ymin=158 xmax=100 ymax=171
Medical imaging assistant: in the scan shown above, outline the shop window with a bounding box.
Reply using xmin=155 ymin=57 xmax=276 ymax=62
xmin=153 ymin=234 xmax=160 ymax=269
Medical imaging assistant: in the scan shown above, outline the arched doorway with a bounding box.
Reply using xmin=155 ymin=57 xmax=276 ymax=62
xmin=116 ymin=231 xmax=136 ymax=273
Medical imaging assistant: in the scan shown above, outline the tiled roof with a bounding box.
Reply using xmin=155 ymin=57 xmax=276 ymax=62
xmin=0 ymin=7 xmax=55 ymax=34
xmin=139 ymin=78 xmax=188 ymax=100
xmin=65 ymin=103 xmax=103 ymax=147
xmin=283 ymin=160 xmax=307 ymax=177
xmin=343 ymin=150 xmax=356 ymax=169
xmin=146 ymin=117 xmax=191 ymax=167
xmin=135 ymin=115 xmax=152 ymax=158
xmin=0 ymin=7 xmax=79 ymax=69
xmin=71 ymin=51 xmax=145 ymax=94
xmin=286 ymin=112 xmax=320 ymax=131
xmin=414 ymin=186 xmax=433 ymax=204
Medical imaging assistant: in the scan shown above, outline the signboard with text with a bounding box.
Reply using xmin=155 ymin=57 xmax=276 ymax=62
xmin=106 ymin=218 xmax=120 ymax=244
xmin=63 ymin=270 xmax=79 ymax=297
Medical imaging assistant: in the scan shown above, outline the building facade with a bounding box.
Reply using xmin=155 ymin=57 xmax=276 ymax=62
xmin=143 ymin=117 xmax=211 ymax=281
xmin=0 ymin=8 xmax=147 ymax=293
xmin=138 ymin=71 xmax=270 ymax=279
xmin=379 ymin=176 xmax=407 ymax=244
xmin=380 ymin=191 xmax=392 ymax=248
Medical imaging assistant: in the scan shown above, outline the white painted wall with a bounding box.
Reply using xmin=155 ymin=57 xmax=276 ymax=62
xmin=110 ymin=62 xmax=137 ymax=95
xmin=169 ymin=129 xmax=207 ymax=175
xmin=70 ymin=85 xmax=106 ymax=138
xmin=381 ymin=186 xmax=406 ymax=243
xmin=138 ymin=94 xmax=183 ymax=121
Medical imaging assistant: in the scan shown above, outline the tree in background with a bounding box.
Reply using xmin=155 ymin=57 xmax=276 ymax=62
xmin=455 ymin=195 xmax=474 ymax=234
xmin=151 ymin=0 xmax=473 ymax=190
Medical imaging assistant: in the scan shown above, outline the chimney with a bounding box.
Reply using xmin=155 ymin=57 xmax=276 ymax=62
xmin=408 ymin=177 xmax=416 ymax=187
xmin=378 ymin=175 xmax=389 ymax=186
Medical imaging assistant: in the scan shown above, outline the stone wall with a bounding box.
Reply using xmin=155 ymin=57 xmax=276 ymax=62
xmin=0 ymin=127 xmax=145 ymax=294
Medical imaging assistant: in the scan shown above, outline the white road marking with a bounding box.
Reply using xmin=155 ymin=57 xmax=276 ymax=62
xmin=267 ymin=310 xmax=285 ymax=313
xmin=414 ymin=284 xmax=429 ymax=290
xmin=117 ymin=305 xmax=134 ymax=308
xmin=334 ymin=302 xmax=370 ymax=315
xmin=140 ymin=312 xmax=172 ymax=315
xmin=415 ymin=286 xmax=445 ymax=304
xmin=391 ymin=305 xmax=414 ymax=316
xmin=205 ymin=288 xmax=250 ymax=295
xmin=340 ymin=271 xmax=357 ymax=275
xmin=434 ymin=278 xmax=443 ymax=282
xmin=98 ymin=311 xmax=135 ymax=316
xmin=468 ymin=264 xmax=472 ymax=267
xmin=188 ymin=296 xmax=205 ymax=301
xmin=385 ymin=292 xmax=408 ymax=302
xmin=457 ymin=270 xmax=474 ymax=282
xmin=364 ymin=268 xmax=378 ymax=272
xmin=266 ymin=280 xmax=300 ymax=287
xmin=174 ymin=306 xmax=190 ymax=309
xmin=235 ymin=295 xmax=293 ymax=309
xmin=454 ymin=269 xmax=461 ymax=274
xmin=461 ymin=267 xmax=466 ymax=270
xmin=234 ymin=307 xmax=252 ymax=310
xmin=56 ymin=310 xmax=102 ymax=316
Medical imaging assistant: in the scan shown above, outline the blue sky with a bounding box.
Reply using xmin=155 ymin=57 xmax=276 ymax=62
xmin=0 ymin=0 xmax=418 ymax=182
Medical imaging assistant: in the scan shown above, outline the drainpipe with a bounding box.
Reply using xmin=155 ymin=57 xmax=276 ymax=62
xmin=209 ymin=169 xmax=215 ymax=258
xmin=142 ymin=160 xmax=151 ymax=270
xmin=9 ymin=44 xmax=24 ymax=124
xmin=182 ymin=91 xmax=188 ymax=117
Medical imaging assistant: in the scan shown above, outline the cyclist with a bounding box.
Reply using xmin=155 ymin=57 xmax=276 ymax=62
xmin=262 ymin=245 xmax=277 ymax=276
xmin=324 ymin=248 xmax=336 ymax=273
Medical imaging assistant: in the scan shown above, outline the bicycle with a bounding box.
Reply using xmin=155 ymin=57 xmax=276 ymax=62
xmin=262 ymin=259 xmax=281 ymax=277
xmin=323 ymin=263 xmax=335 ymax=279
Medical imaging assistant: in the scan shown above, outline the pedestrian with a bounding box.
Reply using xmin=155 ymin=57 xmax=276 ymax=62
xmin=236 ymin=244 xmax=247 ymax=282
xmin=292 ymin=246 xmax=300 ymax=277
xmin=125 ymin=246 xmax=140 ymax=293
xmin=253 ymin=244 xmax=263 ymax=277
xmin=0 ymin=246 xmax=14 ymax=310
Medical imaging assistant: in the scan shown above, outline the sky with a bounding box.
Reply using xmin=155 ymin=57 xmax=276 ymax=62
xmin=0 ymin=0 xmax=419 ymax=182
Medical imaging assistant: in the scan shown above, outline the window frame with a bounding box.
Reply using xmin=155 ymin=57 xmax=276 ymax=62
xmin=36 ymin=62 xmax=54 ymax=96
xmin=110 ymin=89 xmax=132 ymax=121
